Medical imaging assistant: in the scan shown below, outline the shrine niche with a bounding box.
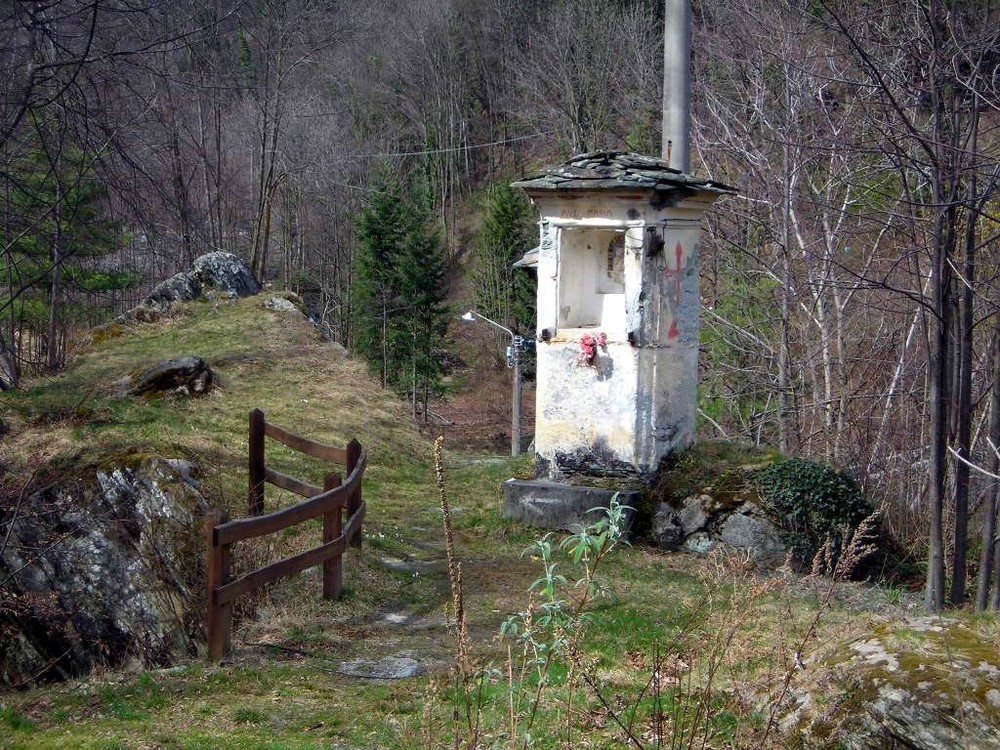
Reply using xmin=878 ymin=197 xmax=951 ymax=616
xmin=510 ymin=150 xmax=734 ymax=485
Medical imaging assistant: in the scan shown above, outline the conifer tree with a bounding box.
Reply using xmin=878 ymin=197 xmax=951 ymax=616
xmin=1 ymin=136 xmax=127 ymax=374
xmin=473 ymin=183 xmax=536 ymax=371
xmin=352 ymin=166 xmax=410 ymax=388
xmin=398 ymin=178 xmax=450 ymax=421
xmin=352 ymin=165 xmax=450 ymax=420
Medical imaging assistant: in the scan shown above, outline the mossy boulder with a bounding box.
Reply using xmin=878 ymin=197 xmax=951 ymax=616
xmin=647 ymin=446 xmax=877 ymax=571
xmin=647 ymin=441 xmax=786 ymax=563
xmin=781 ymin=617 xmax=1000 ymax=749
xmin=123 ymin=355 xmax=214 ymax=397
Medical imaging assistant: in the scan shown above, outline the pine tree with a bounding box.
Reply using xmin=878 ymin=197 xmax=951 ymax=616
xmin=352 ymin=165 xmax=410 ymax=388
xmin=1 ymin=137 xmax=127 ymax=374
xmin=473 ymin=182 xmax=536 ymax=371
xmin=352 ymin=165 xmax=450 ymax=420
xmin=398 ymin=178 xmax=450 ymax=421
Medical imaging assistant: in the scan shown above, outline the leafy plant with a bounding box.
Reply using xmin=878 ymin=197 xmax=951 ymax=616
xmin=436 ymin=431 xmax=632 ymax=750
xmin=754 ymin=457 xmax=872 ymax=566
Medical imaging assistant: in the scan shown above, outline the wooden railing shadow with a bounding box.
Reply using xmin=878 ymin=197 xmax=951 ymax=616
xmin=205 ymin=408 xmax=366 ymax=660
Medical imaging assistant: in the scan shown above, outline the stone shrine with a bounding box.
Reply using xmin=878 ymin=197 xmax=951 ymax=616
xmin=504 ymin=151 xmax=733 ymax=529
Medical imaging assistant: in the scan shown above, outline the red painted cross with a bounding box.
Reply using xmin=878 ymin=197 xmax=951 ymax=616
xmin=662 ymin=241 xmax=685 ymax=303
xmin=663 ymin=242 xmax=684 ymax=339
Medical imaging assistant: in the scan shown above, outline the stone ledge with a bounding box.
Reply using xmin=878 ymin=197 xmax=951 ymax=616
xmin=503 ymin=478 xmax=641 ymax=535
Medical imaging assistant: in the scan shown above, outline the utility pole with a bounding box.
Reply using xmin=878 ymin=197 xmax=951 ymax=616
xmin=462 ymin=310 xmax=523 ymax=457
xmin=662 ymin=0 xmax=691 ymax=172
xmin=511 ymin=336 xmax=523 ymax=457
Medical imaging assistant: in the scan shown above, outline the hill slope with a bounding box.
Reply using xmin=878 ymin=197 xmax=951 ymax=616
xmin=1 ymin=294 xmax=994 ymax=750
xmin=1 ymin=295 xmax=427 ymax=495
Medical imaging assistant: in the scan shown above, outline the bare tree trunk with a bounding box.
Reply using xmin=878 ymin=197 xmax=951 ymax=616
xmin=46 ymin=150 xmax=63 ymax=372
xmin=776 ymin=67 xmax=794 ymax=454
xmin=0 ymin=329 xmax=16 ymax=390
xmin=951 ymin=166 xmax=976 ymax=606
xmin=976 ymin=317 xmax=1000 ymax=610
xmin=926 ymin=199 xmax=955 ymax=612
xmin=169 ymin=121 xmax=194 ymax=266
xmin=992 ymin=540 xmax=1000 ymax=610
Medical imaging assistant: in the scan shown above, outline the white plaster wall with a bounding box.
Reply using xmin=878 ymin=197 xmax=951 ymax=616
xmin=534 ymin=340 xmax=640 ymax=468
xmin=557 ymin=234 xmax=604 ymax=328
xmin=529 ymin=190 xmax=718 ymax=479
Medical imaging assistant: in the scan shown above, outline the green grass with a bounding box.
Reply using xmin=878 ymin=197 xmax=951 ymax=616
xmin=0 ymin=294 xmax=968 ymax=750
xmin=1 ymin=706 xmax=37 ymax=732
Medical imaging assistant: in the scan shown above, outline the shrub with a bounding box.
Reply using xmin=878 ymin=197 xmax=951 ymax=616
xmin=754 ymin=458 xmax=872 ymax=567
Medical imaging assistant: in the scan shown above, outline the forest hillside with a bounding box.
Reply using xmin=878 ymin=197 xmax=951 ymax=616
xmin=1 ymin=2 xmax=999 ymax=609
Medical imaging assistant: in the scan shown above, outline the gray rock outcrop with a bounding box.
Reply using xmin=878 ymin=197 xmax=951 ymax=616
xmin=718 ymin=504 xmax=786 ymax=565
xmin=781 ymin=617 xmax=1000 ymax=749
xmin=192 ymin=251 xmax=261 ymax=299
xmin=650 ymin=493 xmax=786 ymax=565
xmin=122 ymin=355 xmax=214 ymax=397
xmin=145 ymin=272 xmax=203 ymax=309
xmin=140 ymin=252 xmax=261 ymax=314
xmin=264 ymin=295 xmax=304 ymax=314
xmin=0 ymin=458 xmax=208 ymax=686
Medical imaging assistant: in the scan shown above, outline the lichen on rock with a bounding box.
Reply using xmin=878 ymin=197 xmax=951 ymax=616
xmin=129 ymin=251 xmax=262 ymax=319
xmin=781 ymin=616 xmax=1000 ymax=749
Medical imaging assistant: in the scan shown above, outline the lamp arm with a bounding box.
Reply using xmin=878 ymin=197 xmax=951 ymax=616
xmin=471 ymin=312 xmax=515 ymax=341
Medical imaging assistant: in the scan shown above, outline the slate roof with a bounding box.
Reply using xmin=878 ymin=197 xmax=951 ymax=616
xmin=511 ymin=150 xmax=735 ymax=196
xmin=513 ymin=246 xmax=540 ymax=268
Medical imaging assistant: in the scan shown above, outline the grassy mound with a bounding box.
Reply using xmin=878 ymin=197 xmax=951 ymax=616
xmin=1 ymin=296 xmax=426 ymax=510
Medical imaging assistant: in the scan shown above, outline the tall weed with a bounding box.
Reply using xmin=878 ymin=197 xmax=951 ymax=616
xmin=433 ymin=438 xmax=882 ymax=749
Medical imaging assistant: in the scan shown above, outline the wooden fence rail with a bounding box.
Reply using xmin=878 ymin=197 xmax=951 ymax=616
xmin=205 ymin=408 xmax=366 ymax=660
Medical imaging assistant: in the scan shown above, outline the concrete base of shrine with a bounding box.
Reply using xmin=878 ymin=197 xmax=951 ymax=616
xmin=502 ymin=478 xmax=640 ymax=537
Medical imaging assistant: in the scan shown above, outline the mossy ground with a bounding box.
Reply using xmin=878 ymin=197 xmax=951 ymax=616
xmin=0 ymin=296 xmax=991 ymax=749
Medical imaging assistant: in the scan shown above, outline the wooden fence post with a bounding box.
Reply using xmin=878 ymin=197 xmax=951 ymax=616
xmin=322 ymin=472 xmax=343 ymax=600
xmin=248 ymin=408 xmax=266 ymax=516
xmin=346 ymin=438 xmax=363 ymax=550
xmin=206 ymin=508 xmax=232 ymax=661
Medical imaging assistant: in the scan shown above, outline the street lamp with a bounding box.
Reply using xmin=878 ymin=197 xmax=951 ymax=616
xmin=461 ymin=310 xmax=523 ymax=457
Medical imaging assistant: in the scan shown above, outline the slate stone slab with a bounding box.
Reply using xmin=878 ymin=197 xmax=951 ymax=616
xmin=512 ymin=150 xmax=735 ymax=195
xmin=503 ymin=478 xmax=639 ymax=534
xmin=338 ymin=655 xmax=422 ymax=680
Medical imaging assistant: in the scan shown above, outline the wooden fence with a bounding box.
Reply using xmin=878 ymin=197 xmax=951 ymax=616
xmin=205 ymin=408 xmax=366 ymax=660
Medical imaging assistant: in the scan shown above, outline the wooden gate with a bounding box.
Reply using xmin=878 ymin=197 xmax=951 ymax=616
xmin=205 ymin=409 xmax=366 ymax=659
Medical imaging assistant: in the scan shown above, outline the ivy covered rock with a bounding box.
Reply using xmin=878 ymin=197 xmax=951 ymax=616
xmin=755 ymin=458 xmax=872 ymax=564
xmin=781 ymin=617 xmax=1000 ymax=749
xmin=647 ymin=445 xmax=875 ymax=570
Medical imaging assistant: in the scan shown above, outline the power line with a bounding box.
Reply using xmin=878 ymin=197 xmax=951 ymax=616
xmin=337 ymin=131 xmax=554 ymax=159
